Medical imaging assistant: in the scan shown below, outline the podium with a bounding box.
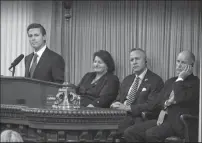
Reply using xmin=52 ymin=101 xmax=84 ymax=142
xmin=0 ymin=76 xmax=126 ymax=142
xmin=0 ymin=76 xmax=75 ymax=108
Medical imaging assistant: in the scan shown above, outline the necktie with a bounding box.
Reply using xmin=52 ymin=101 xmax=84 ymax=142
xmin=30 ymin=54 xmax=38 ymax=78
xmin=157 ymin=110 xmax=167 ymax=125
xmin=168 ymin=90 xmax=175 ymax=103
xmin=126 ymin=76 xmax=140 ymax=105
xmin=157 ymin=90 xmax=174 ymax=125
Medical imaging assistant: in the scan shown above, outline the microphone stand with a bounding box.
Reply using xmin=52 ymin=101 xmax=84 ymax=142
xmin=12 ymin=66 xmax=15 ymax=77
xmin=9 ymin=66 xmax=16 ymax=77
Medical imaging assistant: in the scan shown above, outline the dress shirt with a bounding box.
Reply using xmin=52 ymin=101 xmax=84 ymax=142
xmin=164 ymin=78 xmax=182 ymax=107
xmin=124 ymin=68 xmax=148 ymax=105
xmin=29 ymin=45 xmax=46 ymax=70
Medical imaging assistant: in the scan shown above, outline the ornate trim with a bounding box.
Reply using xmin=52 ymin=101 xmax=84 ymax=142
xmin=1 ymin=104 xmax=126 ymax=124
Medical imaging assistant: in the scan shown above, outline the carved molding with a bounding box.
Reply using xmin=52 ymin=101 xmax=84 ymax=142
xmin=1 ymin=104 xmax=126 ymax=142
xmin=1 ymin=104 xmax=126 ymax=125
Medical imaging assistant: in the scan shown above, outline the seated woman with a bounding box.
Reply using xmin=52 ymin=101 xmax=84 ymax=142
xmin=73 ymin=50 xmax=120 ymax=108
xmin=1 ymin=129 xmax=23 ymax=142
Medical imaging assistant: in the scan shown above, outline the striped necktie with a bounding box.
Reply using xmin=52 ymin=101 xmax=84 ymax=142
xmin=30 ymin=54 xmax=38 ymax=78
xmin=126 ymin=76 xmax=140 ymax=105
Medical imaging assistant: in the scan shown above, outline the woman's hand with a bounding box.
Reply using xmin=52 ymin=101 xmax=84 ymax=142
xmin=87 ymin=104 xmax=94 ymax=107
xmin=110 ymin=102 xmax=121 ymax=108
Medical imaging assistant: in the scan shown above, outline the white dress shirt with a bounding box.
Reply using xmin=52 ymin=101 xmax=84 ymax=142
xmin=29 ymin=45 xmax=46 ymax=70
xmin=124 ymin=68 xmax=148 ymax=105
xmin=164 ymin=78 xmax=182 ymax=107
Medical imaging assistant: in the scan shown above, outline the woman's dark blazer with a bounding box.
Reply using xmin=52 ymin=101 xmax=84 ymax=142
xmin=76 ymin=72 xmax=120 ymax=108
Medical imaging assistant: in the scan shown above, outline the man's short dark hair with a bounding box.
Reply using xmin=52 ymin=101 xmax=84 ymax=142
xmin=27 ymin=23 xmax=46 ymax=36
xmin=130 ymin=48 xmax=146 ymax=54
xmin=93 ymin=50 xmax=115 ymax=73
xmin=130 ymin=48 xmax=147 ymax=62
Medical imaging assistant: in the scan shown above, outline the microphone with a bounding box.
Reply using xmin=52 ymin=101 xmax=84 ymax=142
xmin=8 ymin=54 xmax=24 ymax=70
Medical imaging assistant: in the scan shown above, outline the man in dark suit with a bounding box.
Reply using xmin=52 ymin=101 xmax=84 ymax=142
xmin=25 ymin=23 xmax=65 ymax=84
xmin=123 ymin=50 xmax=199 ymax=142
xmin=110 ymin=48 xmax=164 ymax=138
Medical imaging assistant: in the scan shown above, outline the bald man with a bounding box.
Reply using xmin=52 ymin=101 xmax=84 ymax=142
xmin=124 ymin=50 xmax=200 ymax=142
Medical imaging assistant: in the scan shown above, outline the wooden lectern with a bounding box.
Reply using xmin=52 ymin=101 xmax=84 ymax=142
xmin=0 ymin=76 xmax=75 ymax=108
xmin=0 ymin=76 xmax=126 ymax=142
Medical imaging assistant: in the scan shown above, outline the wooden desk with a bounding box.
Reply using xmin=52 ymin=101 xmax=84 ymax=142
xmin=0 ymin=104 xmax=126 ymax=142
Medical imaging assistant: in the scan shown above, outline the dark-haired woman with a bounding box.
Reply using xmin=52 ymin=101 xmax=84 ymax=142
xmin=72 ymin=50 xmax=119 ymax=108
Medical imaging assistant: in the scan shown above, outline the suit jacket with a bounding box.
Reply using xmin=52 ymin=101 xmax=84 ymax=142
xmin=155 ymin=74 xmax=199 ymax=134
xmin=76 ymin=72 xmax=120 ymax=108
xmin=25 ymin=47 xmax=65 ymax=84
xmin=116 ymin=69 xmax=164 ymax=117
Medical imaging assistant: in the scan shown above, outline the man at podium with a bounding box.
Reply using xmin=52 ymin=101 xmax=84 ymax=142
xmin=25 ymin=23 xmax=65 ymax=84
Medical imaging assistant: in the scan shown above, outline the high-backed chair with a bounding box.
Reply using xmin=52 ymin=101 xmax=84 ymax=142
xmin=141 ymin=112 xmax=199 ymax=142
